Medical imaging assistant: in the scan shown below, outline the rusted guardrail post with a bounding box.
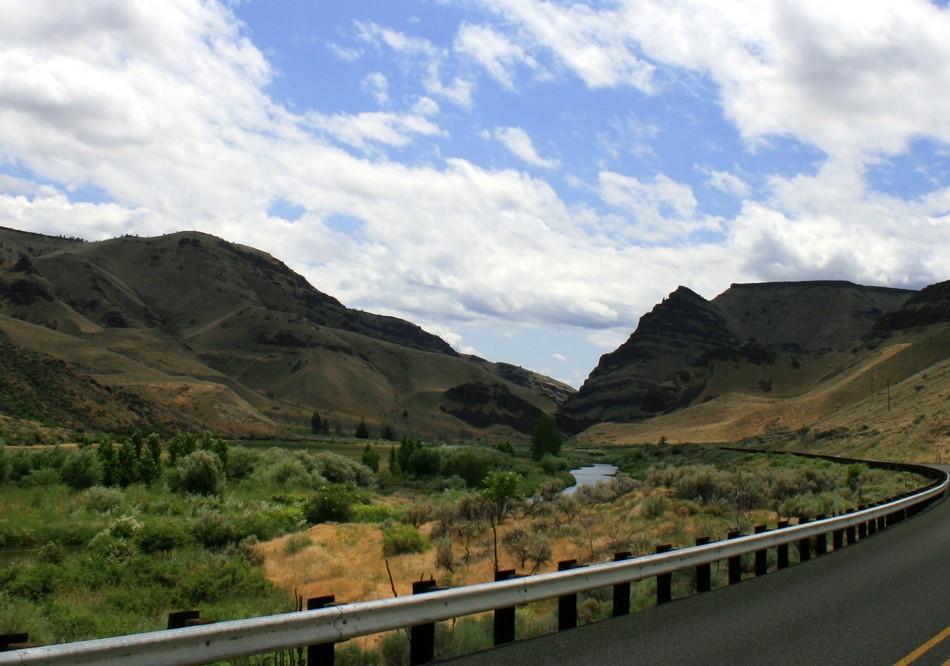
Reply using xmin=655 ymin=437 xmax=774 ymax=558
xmin=727 ymin=531 xmax=741 ymax=585
xmin=410 ymin=579 xmax=442 ymax=665
xmin=754 ymin=525 xmax=768 ymax=576
xmin=656 ymin=545 xmax=672 ymax=604
xmin=776 ymin=521 xmax=790 ymax=569
xmin=493 ymin=569 xmax=517 ymax=645
xmin=557 ymin=560 xmax=579 ymax=630
xmin=307 ymin=595 xmax=336 ymax=665
xmin=612 ymin=552 xmax=632 ymax=616
xmin=695 ymin=537 xmax=711 ymax=593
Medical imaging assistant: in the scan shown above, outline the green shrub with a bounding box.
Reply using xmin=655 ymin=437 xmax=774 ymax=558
xmin=350 ymin=502 xmax=402 ymax=523
xmin=60 ymin=448 xmax=104 ymax=490
xmin=81 ymin=486 xmax=124 ymax=514
xmin=20 ymin=468 xmax=60 ymax=487
xmin=382 ymin=523 xmax=430 ymax=557
xmin=193 ymin=510 xmax=238 ymax=549
xmin=283 ymin=533 xmax=313 ymax=556
xmin=135 ymin=520 xmax=193 ymax=553
xmin=303 ymin=484 xmax=358 ymax=524
xmin=169 ymin=450 xmax=224 ymax=495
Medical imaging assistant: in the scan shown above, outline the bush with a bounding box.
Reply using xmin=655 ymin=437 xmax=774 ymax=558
xmin=135 ymin=520 xmax=193 ymax=553
xmin=303 ymin=484 xmax=358 ymax=524
xmin=226 ymin=447 xmax=260 ymax=480
xmin=193 ymin=510 xmax=238 ymax=549
xmin=81 ymin=486 xmax=124 ymax=514
xmin=60 ymin=448 xmax=104 ymax=490
xmin=382 ymin=523 xmax=431 ymax=557
xmin=283 ymin=534 xmax=313 ymax=556
xmin=169 ymin=451 xmax=224 ymax=495
xmin=312 ymin=452 xmax=374 ymax=486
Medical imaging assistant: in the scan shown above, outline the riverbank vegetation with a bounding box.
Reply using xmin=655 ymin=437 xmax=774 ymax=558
xmin=0 ymin=431 xmax=928 ymax=663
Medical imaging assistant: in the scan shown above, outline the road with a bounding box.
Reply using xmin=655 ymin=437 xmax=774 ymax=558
xmin=443 ymin=469 xmax=950 ymax=665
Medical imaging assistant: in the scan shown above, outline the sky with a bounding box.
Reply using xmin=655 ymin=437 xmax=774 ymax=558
xmin=2 ymin=1 xmax=950 ymax=388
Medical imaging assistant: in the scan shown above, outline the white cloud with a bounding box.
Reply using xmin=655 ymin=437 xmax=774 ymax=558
xmin=701 ymin=167 xmax=750 ymax=197
xmin=491 ymin=126 xmax=560 ymax=169
xmin=552 ymin=352 xmax=567 ymax=362
xmin=454 ymin=22 xmax=539 ymax=90
xmin=361 ymin=72 xmax=389 ymax=106
xmin=304 ymin=110 xmax=445 ymax=151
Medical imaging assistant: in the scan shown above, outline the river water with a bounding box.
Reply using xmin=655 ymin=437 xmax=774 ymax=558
xmin=563 ymin=463 xmax=619 ymax=494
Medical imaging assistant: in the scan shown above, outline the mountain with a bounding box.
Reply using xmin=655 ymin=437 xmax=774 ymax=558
xmin=565 ymin=279 xmax=950 ymax=461
xmin=0 ymin=227 xmax=572 ymax=440
xmin=560 ymin=281 xmax=917 ymax=430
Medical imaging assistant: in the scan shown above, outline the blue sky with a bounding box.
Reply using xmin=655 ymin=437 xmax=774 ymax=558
xmin=2 ymin=1 xmax=950 ymax=387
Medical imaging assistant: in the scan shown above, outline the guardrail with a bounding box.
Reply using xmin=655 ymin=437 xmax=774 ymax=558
xmin=2 ymin=460 xmax=946 ymax=666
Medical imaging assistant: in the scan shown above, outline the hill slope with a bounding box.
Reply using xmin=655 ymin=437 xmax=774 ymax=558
xmin=0 ymin=227 xmax=572 ymax=439
xmin=570 ymin=280 xmax=950 ymax=462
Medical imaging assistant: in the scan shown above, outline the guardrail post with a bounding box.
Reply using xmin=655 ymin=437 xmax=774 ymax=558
xmin=493 ymin=569 xmax=517 ymax=645
xmin=754 ymin=525 xmax=768 ymax=576
xmin=846 ymin=516 xmax=857 ymax=545
xmin=727 ymin=531 xmax=741 ymax=585
xmin=656 ymin=544 xmax=672 ymax=604
xmin=307 ymin=595 xmax=336 ymax=665
xmin=797 ymin=517 xmax=811 ymax=562
xmin=612 ymin=552 xmax=632 ymax=616
xmin=832 ymin=519 xmax=844 ymax=550
xmin=410 ymin=579 xmax=441 ymax=665
xmin=558 ymin=560 xmax=579 ymax=631
xmin=776 ymin=521 xmax=789 ymax=569
xmin=858 ymin=506 xmax=868 ymax=539
xmin=1 ymin=633 xmax=39 ymax=651
xmin=695 ymin=537 xmax=711 ymax=593
xmin=868 ymin=505 xmax=878 ymax=535
xmin=167 ymin=610 xmax=214 ymax=629
xmin=877 ymin=510 xmax=887 ymax=531
xmin=815 ymin=515 xmax=827 ymax=556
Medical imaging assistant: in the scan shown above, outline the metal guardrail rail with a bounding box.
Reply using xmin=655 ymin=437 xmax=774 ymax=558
xmin=2 ymin=462 xmax=946 ymax=666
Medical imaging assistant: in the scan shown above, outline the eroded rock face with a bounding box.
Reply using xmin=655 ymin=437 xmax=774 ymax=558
xmin=559 ymin=281 xmax=916 ymax=430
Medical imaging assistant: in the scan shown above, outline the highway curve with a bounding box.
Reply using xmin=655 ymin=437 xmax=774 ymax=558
xmin=443 ymin=466 xmax=950 ymax=666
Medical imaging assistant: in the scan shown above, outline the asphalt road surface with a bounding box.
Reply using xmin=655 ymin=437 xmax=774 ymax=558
xmin=443 ymin=469 xmax=950 ymax=665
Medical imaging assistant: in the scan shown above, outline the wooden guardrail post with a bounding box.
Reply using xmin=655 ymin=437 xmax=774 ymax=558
xmin=858 ymin=506 xmax=868 ymax=539
xmin=493 ymin=569 xmax=517 ymax=645
xmin=727 ymin=531 xmax=742 ymax=585
xmin=410 ymin=579 xmax=441 ymax=665
xmin=867 ymin=504 xmax=878 ymax=535
xmin=612 ymin=552 xmax=632 ymax=616
xmin=754 ymin=525 xmax=768 ymax=576
xmin=797 ymin=517 xmax=811 ymax=562
xmin=167 ymin=610 xmax=214 ymax=629
xmin=656 ymin=545 xmax=672 ymax=604
xmin=815 ymin=515 xmax=827 ymax=556
xmin=307 ymin=595 xmax=336 ymax=665
xmin=776 ymin=521 xmax=789 ymax=569
xmin=0 ymin=633 xmax=40 ymax=651
xmin=557 ymin=560 xmax=579 ymax=630
xmin=695 ymin=537 xmax=711 ymax=593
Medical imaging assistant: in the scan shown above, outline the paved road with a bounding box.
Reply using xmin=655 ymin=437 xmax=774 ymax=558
xmin=443 ymin=471 xmax=950 ymax=665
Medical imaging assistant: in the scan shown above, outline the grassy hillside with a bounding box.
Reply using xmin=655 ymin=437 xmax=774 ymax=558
xmin=0 ymin=227 xmax=572 ymax=440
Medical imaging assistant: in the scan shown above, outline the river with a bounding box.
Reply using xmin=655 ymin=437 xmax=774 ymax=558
xmin=563 ymin=463 xmax=619 ymax=494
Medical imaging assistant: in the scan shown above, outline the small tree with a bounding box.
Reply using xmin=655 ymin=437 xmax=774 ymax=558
xmin=530 ymin=415 xmax=562 ymax=461
xmin=310 ymin=411 xmax=322 ymax=435
xmin=61 ymin=448 xmax=104 ymax=490
xmin=361 ymin=444 xmax=380 ymax=473
xmin=354 ymin=420 xmax=370 ymax=440
xmin=481 ymin=470 xmax=523 ymax=572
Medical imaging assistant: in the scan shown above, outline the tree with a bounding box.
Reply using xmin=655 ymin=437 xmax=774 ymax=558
xmin=481 ymin=470 xmax=523 ymax=572
xmin=362 ymin=444 xmax=380 ymax=473
xmin=530 ymin=415 xmax=562 ymax=461
xmin=61 ymin=448 xmax=103 ymax=490
xmin=354 ymin=420 xmax=370 ymax=440
xmin=310 ymin=411 xmax=322 ymax=435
